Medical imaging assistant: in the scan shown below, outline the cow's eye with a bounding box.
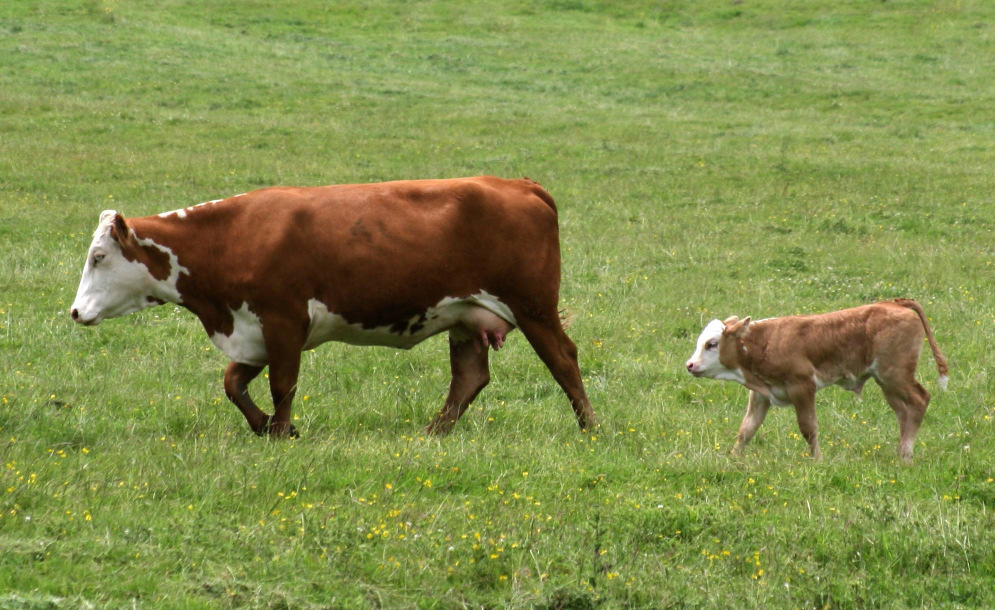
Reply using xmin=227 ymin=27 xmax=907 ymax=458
xmin=706 ymin=340 xmax=718 ymax=350
xmin=92 ymin=253 xmax=105 ymax=266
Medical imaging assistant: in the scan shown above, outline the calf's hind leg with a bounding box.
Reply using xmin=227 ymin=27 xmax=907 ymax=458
xmin=875 ymin=352 xmax=931 ymax=462
xmin=224 ymin=361 xmax=269 ymax=434
xmin=426 ymin=332 xmax=491 ymax=435
xmin=880 ymin=381 xmax=930 ymax=463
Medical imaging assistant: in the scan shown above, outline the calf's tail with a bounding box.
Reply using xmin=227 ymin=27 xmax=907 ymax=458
xmin=894 ymin=298 xmax=949 ymax=390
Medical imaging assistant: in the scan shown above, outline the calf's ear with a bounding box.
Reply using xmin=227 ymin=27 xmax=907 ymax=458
xmin=722 ymin=315 xmax=740 ymax=326
xmin=724 ymin=316 xmax=751 ymax=336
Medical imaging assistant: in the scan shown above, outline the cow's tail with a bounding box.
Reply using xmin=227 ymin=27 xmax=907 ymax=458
xmin=895 ymin=298 xmax=949 ymax=390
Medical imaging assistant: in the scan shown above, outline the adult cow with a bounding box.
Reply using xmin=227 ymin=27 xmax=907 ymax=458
xmin=70 ymin=176 xmax=598 ymax=437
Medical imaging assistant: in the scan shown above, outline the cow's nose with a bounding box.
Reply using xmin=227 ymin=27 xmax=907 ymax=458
xmin=686 ymin=361 xmax=695 ymax=372
xmin=70 ymin=308 xmax=80 ymax=321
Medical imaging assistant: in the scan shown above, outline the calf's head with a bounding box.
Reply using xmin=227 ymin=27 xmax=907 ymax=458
xmin=70 ymin=210 xmax=169 ymax=325
xmin=686 ymin=316 xmax=751 ymax=379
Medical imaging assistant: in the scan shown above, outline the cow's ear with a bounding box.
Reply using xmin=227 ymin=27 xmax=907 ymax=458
xmin=722 ymin=315 xmax=740 ymax=327
xmin=110 ymin=214 xmax=129 ymax=243
xmin=724 ymin=316 xmax=751 ymax=336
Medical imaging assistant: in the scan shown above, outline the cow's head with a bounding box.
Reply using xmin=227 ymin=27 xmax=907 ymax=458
xmin=70 ymin=210 xmax=169 ymax=325
xmin=686 ymin=316 xmax=751 ymax=379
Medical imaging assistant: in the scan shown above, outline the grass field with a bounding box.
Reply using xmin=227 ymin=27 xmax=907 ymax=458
xmin=2 ymin=0 xmax=995 ymax=607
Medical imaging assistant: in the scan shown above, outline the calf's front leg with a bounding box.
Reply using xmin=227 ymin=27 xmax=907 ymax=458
xmin=732 ymin=390 xmax=771 ymax=455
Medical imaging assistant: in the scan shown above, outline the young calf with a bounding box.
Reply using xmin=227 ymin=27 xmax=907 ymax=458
xmin=685 ymin=299 xmax=948 ymax=461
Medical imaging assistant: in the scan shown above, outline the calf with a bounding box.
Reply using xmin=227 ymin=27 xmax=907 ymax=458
xmin=685 ymin=299 xmax=948 ymax=461
xmin=70 ymin=176 xmax=598 ymax=437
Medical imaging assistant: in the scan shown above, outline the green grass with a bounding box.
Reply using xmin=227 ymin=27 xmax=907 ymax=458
xmin=2 ymin=0 xmax=995 ymax=607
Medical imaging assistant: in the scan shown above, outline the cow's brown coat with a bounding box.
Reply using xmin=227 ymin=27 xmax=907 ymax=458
xmin=78 ymin=176 xmax=598 ymax=436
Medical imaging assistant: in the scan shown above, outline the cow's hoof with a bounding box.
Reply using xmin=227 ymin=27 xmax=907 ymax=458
xmin=425 ymin=420 xmax=454 ymax=436
xmin=263 ymin=419 xmax=300 ymax=439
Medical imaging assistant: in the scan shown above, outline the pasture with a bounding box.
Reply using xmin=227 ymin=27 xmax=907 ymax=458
xmin=2 ymin=0 xmax=994 ymax=607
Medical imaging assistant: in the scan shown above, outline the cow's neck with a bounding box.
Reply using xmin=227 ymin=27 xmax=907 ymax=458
xmin=130 ymin=210 xmax=250 ymax=338
xmin=128 ymin=213 xmax=209 ymax=307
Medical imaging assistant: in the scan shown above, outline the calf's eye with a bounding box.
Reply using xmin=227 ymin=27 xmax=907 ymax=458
xmin=93 ymin=254 xmax=105 ymax=266
xmin=707 ymin=340 xmax=718 ymax=349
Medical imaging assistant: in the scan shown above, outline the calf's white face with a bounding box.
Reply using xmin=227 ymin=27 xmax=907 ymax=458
xmin=686 ymin=319 xmax=728 ymax=378
xmin=70 ymin=210 xmax=163 ymax=326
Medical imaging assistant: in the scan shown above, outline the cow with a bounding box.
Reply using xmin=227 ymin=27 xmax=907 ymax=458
xmin=685 ymin=299 xmax=948 ymax=461
xmin=70 ymin=176 xmax=598 ymax=437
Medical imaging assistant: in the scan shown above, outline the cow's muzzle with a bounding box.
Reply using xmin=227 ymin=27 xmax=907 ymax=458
xmin=70 ymin=308 xmax=98 ymax=326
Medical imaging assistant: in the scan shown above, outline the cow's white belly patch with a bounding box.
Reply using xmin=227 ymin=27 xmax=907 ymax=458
xmin=305 ymin=292 xmax=517 ymax=351
xmin=209 ymin=293 xmax=517 ymax=364
xmin=210 ymin=303 xmax=267 ymax=365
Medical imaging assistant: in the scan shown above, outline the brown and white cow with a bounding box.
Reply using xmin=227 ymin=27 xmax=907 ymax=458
xmin=70 ymin=176 xmax=598 ymax=437
xmin=685 ymin=299 xmax=948 ymax=461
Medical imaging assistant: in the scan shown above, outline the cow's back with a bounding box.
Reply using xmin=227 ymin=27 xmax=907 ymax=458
xmin=132 ymin=177 xmax=562 ymax=330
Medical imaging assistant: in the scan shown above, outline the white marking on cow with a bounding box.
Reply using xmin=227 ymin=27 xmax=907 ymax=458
xmin=304 ymin=293 xmax=516 ymax=351
xmin=158 ymin=199 xmax=225 ymax=219
xmin=210 ymin=303 xmax=267 ymax=365
xmin=133 ymin=232 xmax=188 ymax=303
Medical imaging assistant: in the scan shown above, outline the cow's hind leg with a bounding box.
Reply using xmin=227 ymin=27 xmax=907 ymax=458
xmin=224 ymin=361 xmax=269 ymax=435
xmin=426 ymin=332 xmax=490 ymax=435
xmin=513 ymin=310 xmax=597 ymax=431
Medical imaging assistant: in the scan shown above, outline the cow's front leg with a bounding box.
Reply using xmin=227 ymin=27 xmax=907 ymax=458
xmin=732 ymin=390 xmax=771 ymax=455
xmin=788 ymin=384 xmax=820 ymax=459
xmin=262 ymin=320 xmax=305 ymax=438
xmin=223 ymin=361 xmax=269 ymax=435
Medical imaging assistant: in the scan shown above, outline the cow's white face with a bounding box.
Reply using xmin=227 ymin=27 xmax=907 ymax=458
xmin=70 ymin=211 xmax=162 ymax=326
xmin=686 ymin=319 xmax=726 ymax=377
